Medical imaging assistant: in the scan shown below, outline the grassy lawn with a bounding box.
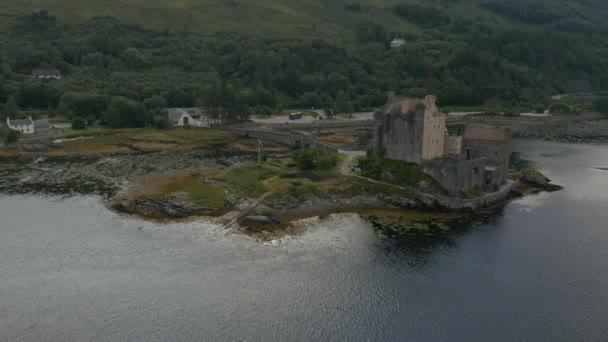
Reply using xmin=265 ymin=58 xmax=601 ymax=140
xmin=216 ymin=161 xmax=289 ymax=197
xmin=184 ymin=182 xmax=227 ymax=208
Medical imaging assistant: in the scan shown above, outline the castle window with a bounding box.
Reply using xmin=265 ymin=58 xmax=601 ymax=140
xmin=473 ymin=167 xmax=479 ymax=175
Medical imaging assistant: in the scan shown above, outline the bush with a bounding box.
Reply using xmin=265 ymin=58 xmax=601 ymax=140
xmin=1 ymin=127 xmax=20 ymax=143
xmin=152 ymin=115 xmax=171 ymax=129
xmin=71 ymin=117 xmax=86 ymax=130
xmin=293 ymin=148 xmax=339 ymax=170
xmin=593 ymin=98 xmax=608 ymax=116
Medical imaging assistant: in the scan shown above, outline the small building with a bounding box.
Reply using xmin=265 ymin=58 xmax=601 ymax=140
xmin=33 ymin=119 xmax=52 ymax=133
xmin=32 ymin=69 xmax=61 ymax=80
xmin=6 ymin=117 xmax=35 ymax=134
xmin=5 ymin=117 xmax=55 ymax=135
xmin=167 ymin=107 xmax=209 ymax=127
xmin=390 ymin=38 xmax=406 ymax=48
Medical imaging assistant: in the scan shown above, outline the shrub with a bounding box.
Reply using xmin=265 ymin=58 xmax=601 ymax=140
xmin=71 ymin=117 xmax=86 ymax=130
xmin=152 ymin=115 xmax=171 ymax=129
xmin=293 ymin=148 xmax=339 ymax=170
xmin=1 ymin=127 xmax=20 ymax=143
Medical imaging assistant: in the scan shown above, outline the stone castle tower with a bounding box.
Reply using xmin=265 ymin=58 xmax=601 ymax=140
xmin=374 ymin=94 xmax=446 ymax=164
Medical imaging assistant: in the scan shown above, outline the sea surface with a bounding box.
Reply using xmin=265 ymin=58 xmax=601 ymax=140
xmin=1 ymin=139 xmax=607 ymax=341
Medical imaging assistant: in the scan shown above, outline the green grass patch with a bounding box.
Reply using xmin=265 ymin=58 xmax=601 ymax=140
xmin=265 ymin=177 xmax=323 ymax=204
xmin=217 ymin=161 xmax=289 ymax=197
xmin=184 ymin=182 xmax=227 ymax=208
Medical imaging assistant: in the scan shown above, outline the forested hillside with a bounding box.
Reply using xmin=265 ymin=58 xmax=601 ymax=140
xmin=0 ymin=0 xmax=607 ymax=127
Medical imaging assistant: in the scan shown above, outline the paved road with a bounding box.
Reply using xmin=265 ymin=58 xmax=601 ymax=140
xmin=252 ymin=112 xmax=374 ymax=125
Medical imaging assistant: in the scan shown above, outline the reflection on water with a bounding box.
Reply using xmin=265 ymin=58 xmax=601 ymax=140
xmin=1 ymin=139 xmax=608 ymax=342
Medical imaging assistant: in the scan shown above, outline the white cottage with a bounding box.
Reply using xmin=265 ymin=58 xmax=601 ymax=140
xmin=167 ymin=108 xmax=209 ymax=127
xmin=6 ymin=117 xmax=35 ymax=134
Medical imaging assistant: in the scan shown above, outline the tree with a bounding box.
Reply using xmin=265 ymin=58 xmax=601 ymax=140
xmin=299 ymin=91 xmax=321 ymax=108
xmin=1 ymin=127 xmax=20 ymax=144
xmin=4 ymin=95 xmax=18 ymax=117
xmin=593 ymin=98 xmax=608 ymax=116
xmin=334 ymin=91 xmax=353 ymax=114
xmin=292 ymin=148 xmax=338 ymax=170
xmin=143 ymin=95 xmax=167 ymax=110
xmin=71 ymin=117 xmax=86 ymax=130
xmin=121 ymin=47 xmax=146 ymax=68
xmin=152 ymin=115 xmax=171 ymax=129
xmin=104 ymin=97 xmax=149 ymax=128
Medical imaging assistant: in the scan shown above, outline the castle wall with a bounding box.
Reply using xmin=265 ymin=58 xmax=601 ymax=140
xmin=422 ymin=155 xmax=486 ymax=196
xmin=420 ymin=95 xmax=446 ymax=161
xmin=462 ymin=137 xmax=511 ymax=185
xmin=444 ymin=135 xmax=462 ymax=155
xmin=374 ymin=109 xmax=424 ymax=164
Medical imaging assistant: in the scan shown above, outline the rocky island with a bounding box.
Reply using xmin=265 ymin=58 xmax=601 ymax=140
xmin=0 ymin=95 xmax=565 ymax=240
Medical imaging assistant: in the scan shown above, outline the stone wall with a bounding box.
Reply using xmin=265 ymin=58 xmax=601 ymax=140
xmin=374 ymin=109 xmax=425 ymax=164
xmin=223 ymin=128 xmax=340 ymax=153
xmin=462 ymin=137 xmax=511 ymax=185
xmin=421 ymin=155 xmax=486 ymax=196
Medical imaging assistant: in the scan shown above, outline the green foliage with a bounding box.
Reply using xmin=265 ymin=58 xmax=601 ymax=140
xmin=593 ymin=98 xmax=608 ymax=116
xmin=393 ymin=3 xmax=450 ymax=28
xmin=104 ymin=97 xmax=149 ymax=128
xmin=59 ymin=92 xmax=109 ymax=119
xmin=218 ymin=162 xmax=288 ymax=197
xmin=360 ymin=149 xmax=441 ymax=191
xmin=143 ymin=95 xmax=167 ymax=110
xmin=152 ymin=115 xmax=171 ymax=129
xmin=0 ymin=4 xmax=607 ymax=125
xmin=533 ymin=103 xmax=545 ymax=114
xmin=293 ymin=148 xmax=339 ymax=171
xmin=4 ymin=95 xmax=18 ymax=116
xmin=355 ymin=22 xmax=387 ymax=43
xmin=480 ymin=1 xmax=563 ymax=24
xmin=0 ymin=126 xmax=20 ymax=143
xmin=71 ymin=117 xmax=86 ymax=130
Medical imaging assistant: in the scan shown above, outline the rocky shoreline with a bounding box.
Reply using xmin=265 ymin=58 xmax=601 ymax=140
xmin=0 ymin=126 xmax=566 ymax=236
xmin=447 ymin=113 xmax=608 ymax=144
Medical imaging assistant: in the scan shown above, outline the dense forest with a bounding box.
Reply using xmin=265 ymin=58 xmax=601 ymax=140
xmin=0 ymin=4 xmax=607 ymax=127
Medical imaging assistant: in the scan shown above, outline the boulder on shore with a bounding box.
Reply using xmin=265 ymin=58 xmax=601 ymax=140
xmin=241 ymin=215 xmax=280 ymax=228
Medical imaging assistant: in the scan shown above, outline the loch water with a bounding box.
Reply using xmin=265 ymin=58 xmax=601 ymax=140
xmin=1 ymin=139 xmax=607 ymax=341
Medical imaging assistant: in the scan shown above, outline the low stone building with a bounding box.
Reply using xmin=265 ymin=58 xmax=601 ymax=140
xmin=373 ymin=94 xmax=512 ymax=196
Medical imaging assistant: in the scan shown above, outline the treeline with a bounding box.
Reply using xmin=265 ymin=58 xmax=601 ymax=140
xmin=0 ymin=10 xmax=607 ymax=128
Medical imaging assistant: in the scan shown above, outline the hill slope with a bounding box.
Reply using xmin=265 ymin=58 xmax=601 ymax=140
xmin=0 ymin=0 xmax=607 ymax=38
xmin=0 ymin=0 xmax=607 ymax=123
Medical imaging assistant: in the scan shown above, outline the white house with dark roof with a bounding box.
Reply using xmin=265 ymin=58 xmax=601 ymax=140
xmin=6 ymin=117 xmax=35 ymax=134
xmin=32 ymin=69 xmax=61 ymax=80
xmin=167 ymin=107 xmax=209 ymax=127
xmin=5 ymin=117 xmax=54 ymax=135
